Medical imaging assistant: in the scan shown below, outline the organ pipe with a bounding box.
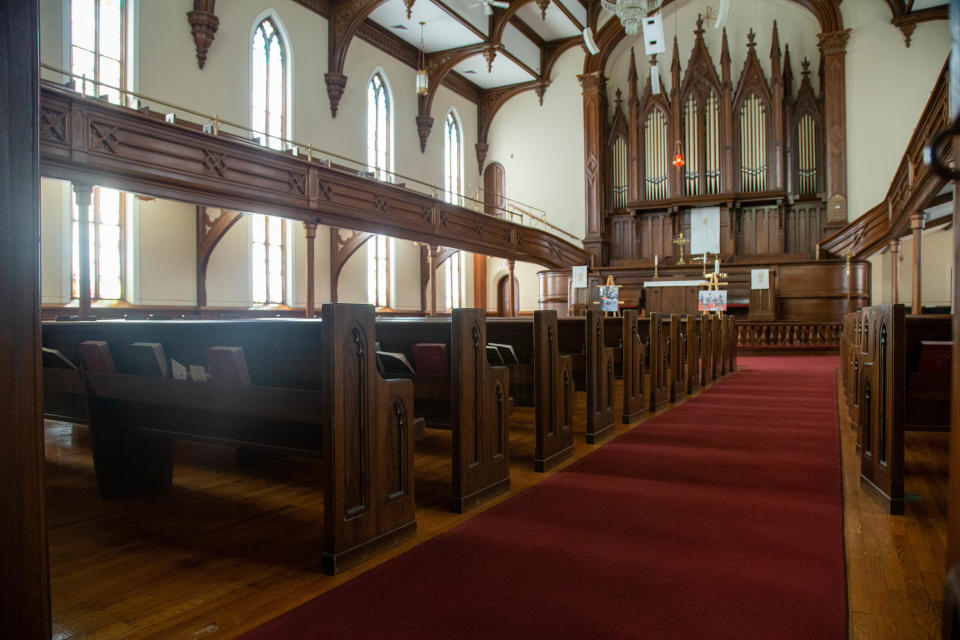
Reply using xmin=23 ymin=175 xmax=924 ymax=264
xmin=612 ymin=136 xmax=628 ymax=207
xmin=705 ymin=92 xmax=720 ymax=194
xmin=684 ymin=97 xmax=699 ymax=196
xmin=645 ymin=109 xmax=668 ymax=200
xmin=740 ymin=95 xmax=767 ymax=192
xmin=797 ymin=113 xmax=817 ymax=195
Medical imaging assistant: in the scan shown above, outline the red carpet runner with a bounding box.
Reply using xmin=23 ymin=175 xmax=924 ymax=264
xmin=240 ymin=356 xmax=846 ymax=639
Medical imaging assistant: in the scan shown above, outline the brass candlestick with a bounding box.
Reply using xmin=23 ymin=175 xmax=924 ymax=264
xmin=673 ymin=232 xmax=690 ymax=265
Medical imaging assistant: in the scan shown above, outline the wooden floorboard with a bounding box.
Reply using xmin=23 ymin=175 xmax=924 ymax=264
xmin=837 ymin=370 xmax=949 ymax=640
xmin=45 ymin=365 xmax=950 ymax=639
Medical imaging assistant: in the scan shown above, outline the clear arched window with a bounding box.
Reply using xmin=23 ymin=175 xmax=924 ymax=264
xmin=444 ymin=111 xmax=462 ymax=205
xmin=368 ymin=235 xmax=392 ymax=308
xmin=445 ymin=251 xmax=462 ymax=310
xmin=250 ymin=16 xmax=288 ymax=305
xmin=367 ymin=73 xmax=392 ymax=181
xmin=70 ymin=0 xmax=127 ymax=301
xmin=251 ymin=17 xmax=287 ymax=151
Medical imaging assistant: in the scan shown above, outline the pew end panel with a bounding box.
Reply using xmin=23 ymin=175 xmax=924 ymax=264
xmin=686 ymin=316 xmax=701 ymax=395
xmin=450 ymin=309 xmax=511 ymax=513
xmin=621 ymin=310 xmax=647 ymax=424
xmin=321 ymin=304 xmax=417 ymax=574
xmin=533 ymin=311 xmax=575 ymax=472
xmin=585 ymin=310 xmax=616 ymax=444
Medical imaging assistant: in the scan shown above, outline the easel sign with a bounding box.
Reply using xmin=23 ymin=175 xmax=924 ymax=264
xmin=698 ymin=289 xmax=727 ymax=312
xmin=597 ymin=275 xmax=622 ymax=316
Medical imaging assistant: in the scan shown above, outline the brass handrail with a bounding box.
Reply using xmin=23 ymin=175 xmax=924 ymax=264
xmin=40 ymin=62 xmax=581 ymax=246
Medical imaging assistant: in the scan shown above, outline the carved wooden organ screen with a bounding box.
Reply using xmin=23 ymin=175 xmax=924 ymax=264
xmin=608 ymin=20 xmax=824 ymax=207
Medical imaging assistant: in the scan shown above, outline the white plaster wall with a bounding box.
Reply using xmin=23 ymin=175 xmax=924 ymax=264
xmin=136 ymin=198 xmax=196 ymax=305
xmin=485 ymin=258 xmax=542 ymax=313
xmin=40 ymin=178 xmax=70 ymax=305
xmin=486 ymin=47 xmax=586 ymax=241
xmin=843 ymin=0 xmax=950 ymax=221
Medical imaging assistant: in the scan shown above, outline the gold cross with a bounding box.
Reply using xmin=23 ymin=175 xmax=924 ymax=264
xmin=673 ymin=232 xmax=690 ymax=265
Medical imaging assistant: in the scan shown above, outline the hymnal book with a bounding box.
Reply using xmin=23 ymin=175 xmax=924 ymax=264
xmin=171 ymin=359 xmax=188 ymax=380
xmin=79 ymin=341 xmax=116 ymax=373
xmin=412 ymin=343 xmax=449 ymax=375
xmin=42 ymin=347 xmax=77 ymax=370
xmin=919 ymin=340 xmax=952 ymax=374
xmin=487 ymin=343 xmax=519 ymax=364
xmin=205 ymin=346 xmax=251 ymax=385
xmin=189 ymin=365 xmax=208 ymax=382
xmin=376 ymin=351 xmax=416 ymax=377
xmin=129 ymin=342 xmax=169 ymax=378
xmin=486 ymin=345 xmax=505 ymax=365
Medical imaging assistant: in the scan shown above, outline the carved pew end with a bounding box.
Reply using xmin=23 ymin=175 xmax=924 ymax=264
xmin=321 ymin=520 xmax=418 ymax=575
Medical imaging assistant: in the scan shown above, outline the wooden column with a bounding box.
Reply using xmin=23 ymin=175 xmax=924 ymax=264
xmin=428 ymin=245 xmax=437 ymax=317
xmin=578 ymin=71 xmax=607 ymax=266
xmin=73 ymin=183 xmax=94 ymax=317
xmin=889 ymin=237 xmax=900 ymax=304
xmin=818 ymin=29 xmax=851 ymax=226
xmin=910 ymin=211 xmax=925 ymax=314
xmin=473 ymin=254 xmax=487 ymax=309
xmin=304 ymin=222 xmax=317 ymax=318
xmin=0 ymin=0 xmax=51 ymax=636
xmin=507 ymin=259 xmax=516 ymax=317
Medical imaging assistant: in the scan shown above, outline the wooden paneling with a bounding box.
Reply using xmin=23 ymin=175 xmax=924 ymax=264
xmin=0 ymin=1 xmax=50 ymax=636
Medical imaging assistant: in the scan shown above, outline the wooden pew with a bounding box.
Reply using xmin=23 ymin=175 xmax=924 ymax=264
xmin=728 ymin=316 xmax=738 ymax=373
xmin=374 ymin=310 xmax=511 ymax=512
xmin=620 ymin=310 xmax=647 ymax=424
xmin=851 ymin=304 xmax=951 ymax=514
xmin=712 ymin=315 xmax=723 ymax=380
xmin=669 ymin=314 xmax=688 ymax=402
xmin=486 ymin=312 xmax=575 ymax=472
xmin=643 ymin=312 xmax=670 ymax=412
xmin=686 ymin=316 xmax=701 ymax=395
xmin=557 ymin=312 xmax=615 ymax=444
xmin=699 ymin=314 xmax=714 ymax=389
xmin=41 ymin=304 xmax=416 ymax=575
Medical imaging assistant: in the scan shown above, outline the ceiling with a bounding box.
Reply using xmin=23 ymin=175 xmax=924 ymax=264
xmin=367 ymin=0 xmax=588 ymax=88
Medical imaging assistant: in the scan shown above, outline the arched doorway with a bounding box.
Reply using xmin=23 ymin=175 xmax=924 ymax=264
xmin=497 ymin=274 xmax=519 ymax=317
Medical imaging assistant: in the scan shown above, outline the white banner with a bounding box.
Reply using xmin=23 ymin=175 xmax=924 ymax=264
xmin=751 ymin=269 xmax=770 ymax=290
xmin=690 ymin=206 xmax=720 ymax=255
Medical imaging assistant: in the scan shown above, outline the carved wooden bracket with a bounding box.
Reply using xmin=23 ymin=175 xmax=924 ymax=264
xmin=416 ymin=43 xmax=494 ymax=152
xmin=196 ymin=206 xmax=243 ymax=306
xmin=187 ymin=0 xmax=219 ymax=70
xmin=884 ymin=0 xmax=948 ymax=47
xmin=326 ymin=0 xmax=390 ymax=118
xmin=330 ymin=227 xmax=374 ymax=302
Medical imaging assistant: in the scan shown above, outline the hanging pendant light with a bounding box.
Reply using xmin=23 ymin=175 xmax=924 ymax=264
xmin=416 ymin=22 xmax=429 ymax=96
xmin=672 ymin=139 xmax=685 ymax=167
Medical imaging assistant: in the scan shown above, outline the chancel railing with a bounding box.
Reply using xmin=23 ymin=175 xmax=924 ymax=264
xmin=737 ymin=321 xmax=843 ymax=350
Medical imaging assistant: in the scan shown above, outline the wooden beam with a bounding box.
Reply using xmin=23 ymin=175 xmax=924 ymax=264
xmin=0 ymin=0 xmax=51 ymax=636
xmin=910 ymin=211 xmax=924 ymax=313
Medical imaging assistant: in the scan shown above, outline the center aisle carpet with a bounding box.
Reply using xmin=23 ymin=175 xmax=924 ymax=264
xmin=239 ymin=356 xmax=846 ymax=639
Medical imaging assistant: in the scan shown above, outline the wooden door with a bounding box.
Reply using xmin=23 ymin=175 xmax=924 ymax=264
xmin=484 ymin=163 xmax=506 ymax=217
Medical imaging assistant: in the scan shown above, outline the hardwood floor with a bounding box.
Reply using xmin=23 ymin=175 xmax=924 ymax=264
xmin=44 ymin=365 xmax=950 ymax=639
xmin=838 ymin=372 xmax=949 ymax=640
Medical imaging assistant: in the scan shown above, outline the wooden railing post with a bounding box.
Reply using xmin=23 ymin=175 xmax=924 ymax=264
xmin=73 ymin=183 xmax=94 ymax=317
xmin=304 ymin=222 xmax=317 ymax=318
xmin=910 ymin=212 xmax=925 ymax=314
xmin=889 ymin=237 xmax=900 ymax=304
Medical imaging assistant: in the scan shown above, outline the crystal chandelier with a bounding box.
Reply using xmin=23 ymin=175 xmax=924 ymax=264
xmin=600 ymin=0 xmax=662 ymax=35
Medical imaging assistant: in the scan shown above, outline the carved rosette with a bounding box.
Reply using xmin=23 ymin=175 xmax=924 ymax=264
xmin=187 ymin=0 xmax=219 ymax=70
